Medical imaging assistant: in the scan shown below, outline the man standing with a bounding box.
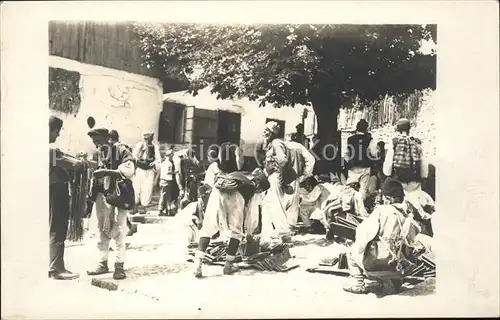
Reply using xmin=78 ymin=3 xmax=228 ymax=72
xmin=108 ymin=129 xmax=137 ymax=235
xmin=158 ymin=148 xmax=176 ymax=216
xmin=173 ymin=146 xmax=202 ymax=208
xmin=284 ymin=134 xmax=316 ymax=228
xmin=132 ymin=131 xmax=161 ymax=215
xmin=260 ymin=121 xmax=295 ymax=243
xmin=291 ymin=123 xmax=308 ymax=146
xmin=49 ymin=116 xmax=84 ymax=280
xmin=86 ymin=128 xmax=136 ymax=280
xmin=344 ymin=119 xmax=379 ymax=217
xmin=383 ymin=118 xmax=428 ymax=194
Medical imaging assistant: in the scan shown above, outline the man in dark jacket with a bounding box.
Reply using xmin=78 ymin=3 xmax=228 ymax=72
xmin=343 ymin=119 xmax=379 ymax=216
xmin=49 ymin=116 xmax=84 ymax=280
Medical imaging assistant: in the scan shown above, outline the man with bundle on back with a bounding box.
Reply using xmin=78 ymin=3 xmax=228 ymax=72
xmin=383 ymin=118 xmax=434 ymax=236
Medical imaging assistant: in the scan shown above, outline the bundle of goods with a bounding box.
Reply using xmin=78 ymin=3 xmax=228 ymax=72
xmin=328 ymin=212 xmax=365 ymax=241
xmin=67 ymin=160 xmax=91 ymax=242
xmin=187 ymin=240 xmax=299 ymax=272
xmin=306 ymin=252 xmax=351 ymax=276
xmin=405 ymin=252 xmax=436 ymax=281
xmin=187 ymin=241 xmax=231 ymax=264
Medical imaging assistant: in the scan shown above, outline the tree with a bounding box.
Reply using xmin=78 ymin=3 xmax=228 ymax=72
xmin=132 ymin=23 xmax=436 ymax=173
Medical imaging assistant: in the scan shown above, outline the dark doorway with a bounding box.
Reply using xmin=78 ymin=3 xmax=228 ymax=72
xmin=217 ymin=111 xmax=241 ymax=146
xmin=265 ymin=118 xmax=285 ymax=139
xmin=159 ymin=102 xmax=186 ymax=144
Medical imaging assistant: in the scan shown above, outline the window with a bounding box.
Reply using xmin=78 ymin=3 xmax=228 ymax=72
xmin=159 ymin=102 xmax=185 ymax=143
xmin=265 ymin=118 xmax=285 ymax=139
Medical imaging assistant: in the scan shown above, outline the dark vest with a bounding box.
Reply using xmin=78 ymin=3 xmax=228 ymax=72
xmin=218 ymin=143 xmax=239 ymax=174
xmin=346 ymin=133 xmax=373 ymax=168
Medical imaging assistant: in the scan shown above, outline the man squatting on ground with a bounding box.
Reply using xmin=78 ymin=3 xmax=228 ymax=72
xmin=193 ymin=142 xmax=267 ymax=277
xmin=86 ymin=128 xmax=135 ymax=280
xmin=49 ymin=116 xmax=85 ymax=280
xmin=132 ymin=131 xmax=161 ymax=215
xmin=344 ymin=177 xmax=422 ymax=295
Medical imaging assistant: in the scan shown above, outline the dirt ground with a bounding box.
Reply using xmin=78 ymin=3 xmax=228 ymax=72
xmin=3 ymin=217 xmax=442 ymax=319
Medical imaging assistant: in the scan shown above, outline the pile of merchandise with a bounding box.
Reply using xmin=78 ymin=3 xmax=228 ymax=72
xmin=187 ymin=240 xmax=299 ymax=272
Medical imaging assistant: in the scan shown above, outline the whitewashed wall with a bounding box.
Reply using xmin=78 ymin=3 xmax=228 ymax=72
xmin=49 ymin=56 xmax=163 ymax=155
xmin=164 ymin=88 xmax=316 ymax=156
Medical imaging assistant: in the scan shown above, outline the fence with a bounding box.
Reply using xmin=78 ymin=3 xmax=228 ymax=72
xmin=339 ymin=90 xmax=428 ymax=131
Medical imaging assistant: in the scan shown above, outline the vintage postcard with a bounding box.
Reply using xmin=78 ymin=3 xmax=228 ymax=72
xmin=1 ymin=1 xmax=498 ymax=319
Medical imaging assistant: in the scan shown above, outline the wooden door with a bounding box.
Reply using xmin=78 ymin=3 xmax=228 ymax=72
xmin=218 ymin=111 xmax=241 ymax=146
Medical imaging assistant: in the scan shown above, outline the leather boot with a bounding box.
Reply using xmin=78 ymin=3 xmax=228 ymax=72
xmin=87 ymin=261 xmax=109 ymax=276
xmin=193 ymin=250 xmax=204 ymax=278
xmin=113 ymin=262 xmax=126 ymax=280
xmin=223 ymin=255 xmax=240 ymax=275
xmin=50 ymin=269 xmax=80 ymax=280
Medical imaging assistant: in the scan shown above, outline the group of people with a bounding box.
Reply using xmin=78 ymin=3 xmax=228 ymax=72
xmin=49 ymin=116 xmax=200 ymax=280
xmin=50 ymin=114 xmax=435 ymax=296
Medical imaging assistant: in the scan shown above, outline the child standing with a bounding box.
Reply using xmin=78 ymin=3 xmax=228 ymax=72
xmin=159 ymin=149 xmax=176 ymax=216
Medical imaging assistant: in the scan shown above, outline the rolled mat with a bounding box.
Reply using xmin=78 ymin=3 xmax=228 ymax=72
xmin=67 ymin=162 xmax=91 ymax=242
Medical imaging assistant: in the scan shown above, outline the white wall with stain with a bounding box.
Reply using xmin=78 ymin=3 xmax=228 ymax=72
xmin=49 ymin=55 xmax=163 ymax=155
xmin=164 ymin=88 xmax=317 ymax=156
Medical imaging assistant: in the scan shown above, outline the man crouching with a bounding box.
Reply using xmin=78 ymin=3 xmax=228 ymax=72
xmin=343 ymin=177 xmax=421 ymax=295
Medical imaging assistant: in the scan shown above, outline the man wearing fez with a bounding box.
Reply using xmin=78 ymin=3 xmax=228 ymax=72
xmin=49 ymin=116 xmax=85 ymax=280
xmin=86 ymin=128 xmax=135 ymax=280
xmin=132 ymin=131 xmax=161 ymax=215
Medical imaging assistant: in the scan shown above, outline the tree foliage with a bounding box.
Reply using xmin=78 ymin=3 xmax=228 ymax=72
xmin=132 ymin=23 xmax=436 ymax=111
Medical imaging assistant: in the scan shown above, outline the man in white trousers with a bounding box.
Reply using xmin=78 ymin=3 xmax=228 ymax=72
xmin=132 ymin=131 xmax=161 ymax=215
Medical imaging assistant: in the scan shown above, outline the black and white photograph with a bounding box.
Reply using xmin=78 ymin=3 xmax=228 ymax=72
xmin=1 ymin=1 xmax=499 ymax=319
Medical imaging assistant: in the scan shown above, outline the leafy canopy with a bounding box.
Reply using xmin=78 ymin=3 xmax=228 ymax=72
xmin=132 ymin=23 xmax=436 ymax=110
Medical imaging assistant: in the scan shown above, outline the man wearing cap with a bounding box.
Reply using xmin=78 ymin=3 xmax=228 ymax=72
xmin=132 ymin=131 xmax=161 ymax=215
xmin=383 ymin=118 xmax=428 ymax=194
xmin=86 ymin=128 xmax=136 ymax=280
xmin=344 ymin=119 xmax=379 ymax=217
xmin=49 ymin=116 xmax=85 ymax=280
xmin=260 ymin=121 xmax=295 ymax=242
xmin=343 ymin=177 xmax=421 ymax=295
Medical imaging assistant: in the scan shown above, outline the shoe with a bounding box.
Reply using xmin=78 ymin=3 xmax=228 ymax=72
xmin=87 ymin=261 xmax=109 ymax=276
xmin=223 ymin=259 xmax=240 ymax=275
xmin=158 ymin=210 xmax=167 ymax=217
xmin=113 ymin=262 xmax=126 ymax=280
xmin=343 ymin=276 xmax=369 ymax=294
xmin=50 ymin=269 xmax=80 ymax=280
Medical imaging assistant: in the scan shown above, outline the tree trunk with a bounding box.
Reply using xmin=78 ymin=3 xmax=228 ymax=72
xmin=311 ymin=98 xmax=342 ymax=176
